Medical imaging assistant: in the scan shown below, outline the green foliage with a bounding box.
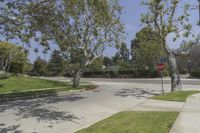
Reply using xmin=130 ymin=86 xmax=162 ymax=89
xmin=191 ymin=68 xmax=200 ymax=78
xmin=0 ymin=41 xmax=29 ymax=74
xmin=83 ymin=69 xmax=159 ymax=78
xmin=141 ymin=0 xmax=192 ymax=41
xmin=111 ymin=42 xmax=130 ymax=70
xmin=0 ymin=0 xmax=124 ymax=87
xmin=119 ymin=42 xmax=129 ymax=62
xmin=103 ymin=56 xmax=113 ymax=67
xmin=0 ymin=0 xmax=124 ymax=66
xmin=176 ymin=37 xmax=200 ymax=75
xmin=76 ymin=111 xmax=178 ymax=133
xmin=131 ymin=27 xmax=165 ymax=71
xmin=87 ymin=57 xmax=103 ymax=71
xmin=9 ymin=62 xmax=24 ymax=74
xmin=48 ymin=50 xmax=66 ymax=76
xmin=135 ymin=42 xmax=164 ymax=70
xmin=141 ymin=0 xmax=192 ymax=91
xmin=29 ymin=58 xmax=48 ymax=76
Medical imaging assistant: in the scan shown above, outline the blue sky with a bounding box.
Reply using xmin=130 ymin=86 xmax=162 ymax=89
xmin=1 ymin=0 xmax=200 ymax=62
xmin=101 ymin=0 xmax=199 ymax=58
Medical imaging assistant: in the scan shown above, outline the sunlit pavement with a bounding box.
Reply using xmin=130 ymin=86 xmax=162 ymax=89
xmin=170 ymin=93 xmax=200 ymax=133
xmin=0 ymin=78 xmax=200 ymax=133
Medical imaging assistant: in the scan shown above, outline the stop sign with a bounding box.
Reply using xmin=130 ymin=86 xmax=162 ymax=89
xmin=156 ymin=63 xmax=165 ymax=71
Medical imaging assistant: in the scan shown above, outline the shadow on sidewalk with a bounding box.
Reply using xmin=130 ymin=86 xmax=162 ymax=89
xmin=115 ymin=88 xmax=159 ymax=99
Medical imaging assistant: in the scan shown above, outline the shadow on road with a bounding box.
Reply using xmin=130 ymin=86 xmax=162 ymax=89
xmin=0 ymin=124 xmax=22 ymax=133
xmin=0 ymin=94 xmax=86 ymax=122
xmin=115 ymin=88 xmax=159 ymax=99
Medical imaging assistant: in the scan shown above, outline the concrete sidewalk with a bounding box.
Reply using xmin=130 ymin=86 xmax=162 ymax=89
xmin=170 ymin=93 xmax=200 ymax=133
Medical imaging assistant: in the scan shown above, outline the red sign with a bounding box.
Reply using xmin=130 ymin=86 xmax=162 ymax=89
xmin=156 ymin=63 xmax=165 ymax=71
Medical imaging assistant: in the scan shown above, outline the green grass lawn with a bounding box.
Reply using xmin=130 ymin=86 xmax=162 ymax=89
xmin=0 ymin=76 xmax=95 ymax=94
xmin=152 ymin=91 xmax=200 ymax=102
xmin=76 ymin=111 xmax=178 ymax=133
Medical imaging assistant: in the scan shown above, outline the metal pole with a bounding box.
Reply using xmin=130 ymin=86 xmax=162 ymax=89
xmin=161 ymin=71 xmax=164 ymax=94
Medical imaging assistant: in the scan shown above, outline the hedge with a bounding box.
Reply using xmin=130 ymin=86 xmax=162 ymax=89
xmin=82 ymin=69 xmax=160 ymax=78
xmin=191 ymin=68 xmax=200 ymax=78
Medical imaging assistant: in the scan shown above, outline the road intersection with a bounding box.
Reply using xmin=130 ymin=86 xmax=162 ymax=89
xmin=0 ymin=77 xmax=199 ymax=133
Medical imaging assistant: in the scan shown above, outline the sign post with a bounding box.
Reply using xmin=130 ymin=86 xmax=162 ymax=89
xmin=160 ymin=71 xmax=164 ymax=94
xmin=156 ymin=63 xmax=165 ymax=94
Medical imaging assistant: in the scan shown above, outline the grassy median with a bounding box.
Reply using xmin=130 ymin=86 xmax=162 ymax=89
xmin=0 ymin=76 xmax=96 ymax=102
xmin=152 ymin=91 xmax=200 ymax=102
xmin=76 ymin=111 xmax=178 ymax=133
xmin=0 ymin=76 xmax=95 ymax=93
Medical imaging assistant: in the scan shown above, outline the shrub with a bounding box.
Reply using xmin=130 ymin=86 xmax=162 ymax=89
xmin=191 ymin=68 xmax=200 ymax=78
xmin=162 ymin=70 xmax=169 ymax=76
xmin=82 ymin=69 xmax=159 ymax=78
xmin=118 ymin=69 xmax=136 ymax=78
xmin=179 ymin=69 xmax=187 ymax=74
xmin=83 ymin=70 xmax=105 ymax=78
xmin=135 ymin=69 xmax=159 ymax=78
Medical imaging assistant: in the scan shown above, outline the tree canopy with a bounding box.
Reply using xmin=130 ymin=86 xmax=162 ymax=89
xmin=0 ymin=0 xmax=124 ymax=87
xmin=0 ymin=41 xmax=28 ymax=74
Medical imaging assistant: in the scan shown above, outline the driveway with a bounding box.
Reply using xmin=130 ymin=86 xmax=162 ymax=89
xmin=0 ymin=78 xmax=199 ymax=133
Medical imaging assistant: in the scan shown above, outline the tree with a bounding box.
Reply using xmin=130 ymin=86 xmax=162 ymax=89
xmin=177 ymin=35 xmax=200 ymax=77
xmin=112 ymin=52 xmax=121 ymax=65
xmin=87 ymin=57 xmax=103 ymax=71
xmin=141 ymin=0 xmax=192 ymax=91
xmin=103 ymin=56 xmax=113 ymax=67
xmin=48 ymin=50 xmax=66 ymax=76
xmin=131 ymin=27 xmax=165 ymax=71
xmin=119 ymin=42 xmax=129 ymax=62
xmin=135 ymin=42 xmax=164 ymax=71
xmin=0 ymin=41 xmax=28 ymax=74
xmin=0 ymin=0 xmax=124 ymax=87
xmin=31 ymin=57 xmax=48 ymax=76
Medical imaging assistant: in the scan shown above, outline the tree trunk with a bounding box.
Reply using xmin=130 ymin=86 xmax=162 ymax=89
xmin=162 ymin=38 xmax=181 ymax=92
xmin=167 ymin=51 xmax=182 ymax=91
xmin=72 ymin=70 xmax=82 ymax=88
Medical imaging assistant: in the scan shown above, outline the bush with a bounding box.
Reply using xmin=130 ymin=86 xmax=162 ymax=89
xmin=135 ymin=69 xmax=159 ymax=78
xmin=191 ymin=68 xmax=200 ymax=78
xmin=83 ymin=70 xmax=106 ymax=78
xmin=118 ymin=69 xmax=136 ymax=78
xmin=179 ymin=69 xmax=187 ymax=74
xmin=162 ymin=70 xmax=169 ymax=76
xmin=9 ymin=62 xmax=25 ymax=74
xmin=82 ymin=69 xmax=159 ymax=78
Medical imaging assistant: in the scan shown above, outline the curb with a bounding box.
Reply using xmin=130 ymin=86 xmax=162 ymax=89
xmin=0 ymin=85 xmax=98 ymax=103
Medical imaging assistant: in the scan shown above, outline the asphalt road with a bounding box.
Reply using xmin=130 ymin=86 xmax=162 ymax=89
xmin=0 ymin=77 xmax=199 ymax=133
xmin=0 ymin=82 xmax=161 ymax=133
xmin=44 ymin=77 xmax=200 ymax=85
